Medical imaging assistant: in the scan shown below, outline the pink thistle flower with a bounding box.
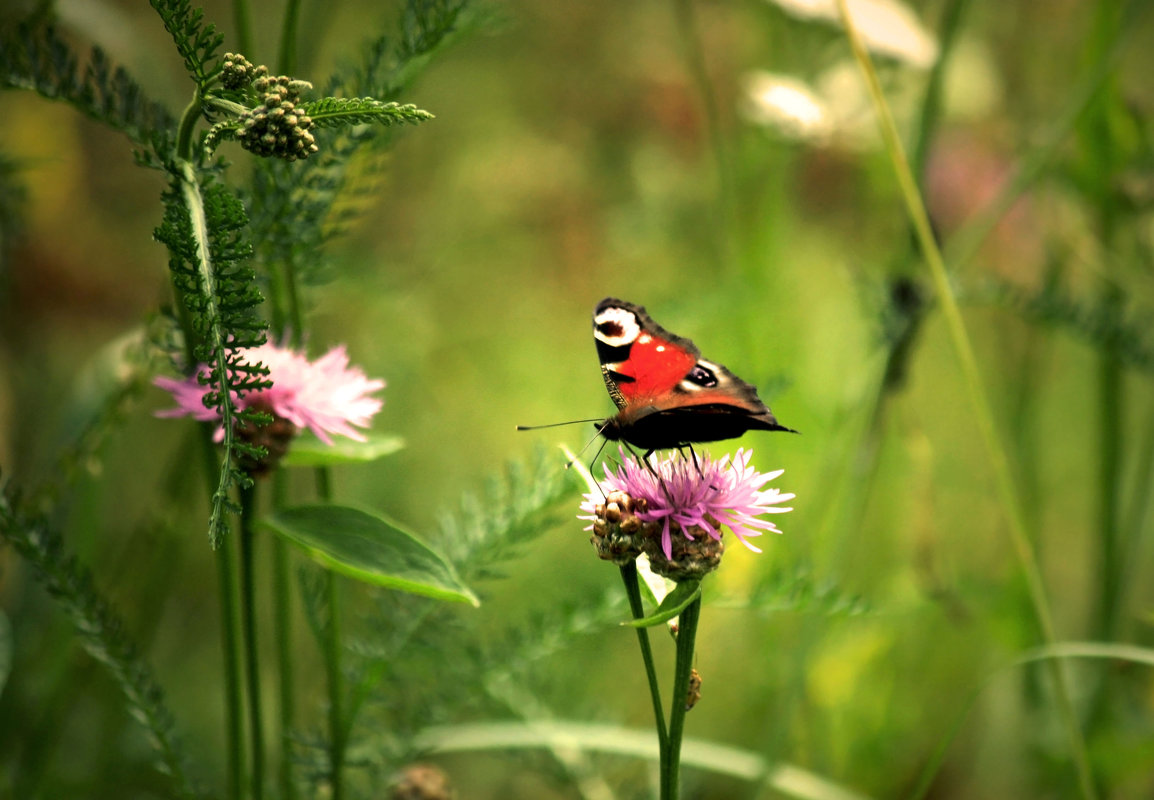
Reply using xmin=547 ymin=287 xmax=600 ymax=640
xmin=154 ymin=342 xmax=384 ymax=445
xmin=580 ymin=448 xmax=794 ymax=562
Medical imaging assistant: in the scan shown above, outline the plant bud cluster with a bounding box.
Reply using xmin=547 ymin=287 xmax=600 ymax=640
xmin=238 ymin=76 xmax=318 ymax=161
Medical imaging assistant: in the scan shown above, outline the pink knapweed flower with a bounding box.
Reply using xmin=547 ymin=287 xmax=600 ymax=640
xmin=580 ymin=448 xmax=794 ymax=561
xmin=154 ymin=342 xmax=384 ymax=444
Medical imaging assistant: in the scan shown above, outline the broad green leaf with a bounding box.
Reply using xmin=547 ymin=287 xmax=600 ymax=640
xmin=263 ymin=505 xmax=478 ymax=606
xmin=625 ymin=579 xmax=701 ymax=628
xmin=282 ymin=433 xmax=404 ymax=466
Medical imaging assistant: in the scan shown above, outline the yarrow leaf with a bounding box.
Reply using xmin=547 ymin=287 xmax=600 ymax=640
xmin=154 ymin=164 xmax=268 ymax=546
xmin=148 ymin=0 xmax=224 ymax=86
xmin=0 ymin=23 xmax=175 ymax=158
xmin=0 ymin=493 xmax=205 ymax=798
xmin=301 ymin=97 xmax=435 ymax=129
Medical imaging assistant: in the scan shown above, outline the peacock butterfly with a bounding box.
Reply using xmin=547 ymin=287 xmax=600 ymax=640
xmin=593 ymin=298 xmax=795 ymax=452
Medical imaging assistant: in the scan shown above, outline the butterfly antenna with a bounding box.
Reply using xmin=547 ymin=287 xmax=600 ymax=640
xmin=516 ymin=418 xmax=603 ymax=431
xmin=566 ymin=423 xmax=611 ymax=469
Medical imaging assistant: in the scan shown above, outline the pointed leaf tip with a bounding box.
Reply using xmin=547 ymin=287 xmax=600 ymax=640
xmin=262 ymin=504 xmax=478 ymax=606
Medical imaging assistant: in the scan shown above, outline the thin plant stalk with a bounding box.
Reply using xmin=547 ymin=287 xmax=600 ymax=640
xmin=278 ymin=0 xmax=303 ymax=75
xmin=942 ymin=0 xmax=1140 ymax=274
xmin=672 ymin=0 xmax=735 ymax=269
xmin=325 ymin=571 xmax=345 ymax=800
xmin=314 ymin=466 xmax=345 ymax=800
xmin=831 ymin=1 xmax=1097 ymax=797
xmin=216 ymin=523 xmax=246 ymax=800
xmin=233 ymin=0 xmax=254 ymax=63
xmin=619 ymin=562 xmax=669 ymax=756
xmin=239 ymin=482 xmax=266 ymax=800
xmin=663 ymin=596 xmax=701 ymax=800
xmin=201 ymin=433 xmax=245 ymax=800
xmin=272 ymin=472 xmax=297 ymax=800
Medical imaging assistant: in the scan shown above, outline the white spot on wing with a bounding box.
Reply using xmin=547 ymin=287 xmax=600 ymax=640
xmin=593 ymin=306 xmax=641 ymax=347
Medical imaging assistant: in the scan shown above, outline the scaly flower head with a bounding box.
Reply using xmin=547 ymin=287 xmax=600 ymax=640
xmin=580 ymin=448 xmax=793 ymax=579
xmin=154 ymin=342 xmax=384 ymax=445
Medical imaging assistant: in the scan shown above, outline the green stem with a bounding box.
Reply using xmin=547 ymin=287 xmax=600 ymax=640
xmin=672 ymin=0 xmax=734 ymax=268
xmin=663 ymin=596 xmax=701 ymax=800
xmin=910 ymin=0 xmax=970 ymax=181
xmin=278 ymin=0 xmax=303 ymax=75
xmin=218 ymin=517 xmax=246 ymax=800
xmin=325 ymin=571 xmax=345 ymax=800
xmin=832 ymin=2 xmax=1097 ymax=797
xmin=272 ymin=472 xmax=296 ymax=800
xmin=176 ymin=96 xmax=203 ymax=162
xmin=942 ymin=0 xmax=1139 ymax=273
xmin=234 ymin=0 xmax=254 ymax=63
xmin=619 ymin=563 xmax=669 ymax=754
xmin=239 ymin=483 xmax=265 ymax=800
xmin=199 ymin=433 xmax=245 ymax=800
xmin=1094 ymin=298 xmax=1123 ymax=645
xmin=312 ymin=466 xmax=343 ymax=800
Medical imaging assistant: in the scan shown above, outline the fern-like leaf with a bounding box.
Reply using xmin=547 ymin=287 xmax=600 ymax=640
xmin=246 ymin=0 xmax=476 ymax=289
xmin=0 ymin=492 xmax=207 ymax=799
xmin=302 ymin=97 xmax=434 ymax=129
xmin=155 ymin=164 xmax=268 ymax=546
xmin=148 ymin=0 xmax=224 ymax=86
xmin=438 ymin=447 xmax=577 ymax=582
xmin=983 ymin=276 xmax=1154 ymax=374
xmin=0 ymin=23 xmax=175 ymax=156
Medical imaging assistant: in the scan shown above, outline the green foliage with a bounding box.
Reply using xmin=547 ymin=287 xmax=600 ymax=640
xmin=736 ymin=565 xmax=871 ymax=617
xmin=302 ymin=97 xmax=434 ymax=129
xmin=0 ymin=23 xmax=174 ymax=155
xmin=247 ymin=0 xmax=471 ymax=291
xmin=148 ymin=0 xmax=224 ymax=87
xmin=281 ymin=432 xmax=405 ymax=466
xmin=0 ymin=493 xmax=205 ymax=800
xmin=627 ymin=580 xmax=702 ymax=628
xmin=263 ymin=504 xmax=479 ymax=604
xmin=984 ymin=275 xmax=1154 ymax=374
xmin=438 ymin=448 xmax=577 ymax=582
xmin=154 ymin=172 xmax=268 ymax=546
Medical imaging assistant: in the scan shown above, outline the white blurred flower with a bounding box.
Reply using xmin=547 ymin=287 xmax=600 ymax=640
xmin=741 ymin=72 xmax=834 ymax=144
xmin=768 ymin=0 xmax=938 ymax=69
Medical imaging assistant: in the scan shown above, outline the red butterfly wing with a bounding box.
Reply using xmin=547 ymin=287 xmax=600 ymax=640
xmin=592 ymin=298 xmax=794 ymax=449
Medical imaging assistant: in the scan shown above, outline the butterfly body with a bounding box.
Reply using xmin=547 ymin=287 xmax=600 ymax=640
xmin=593 ymin=298 xmax=794 ymax=450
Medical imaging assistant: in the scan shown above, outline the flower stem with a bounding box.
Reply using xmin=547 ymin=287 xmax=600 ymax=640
xmin=233 ymin=0 xmax=254 ymax=63
xmin=314 ymin=466 xmax=345 ymax=800
xmin=217 ymin=524 xmax=246 ymax=800
xmin=200 ymin=433 xmax=245 ymax=800
xmin=278 ymin=0 xmax=303 ymax=75
xmin=619 ymin=562 xmax=669 ymax=755
xmin=272 ymin=472 xmax=297 ymax=800
xmin=663 ymin=596 xmax=701 ymax=800
xmin=239 ymin=482 xmax=266 ymax=800
xmin=175 ymin=96 xmax=203 ymax=163
xmin=672 ymin=0 xmax=734 ymax=267
xmin=324 ymin=571 xmax=345 ymax=800
xmin=833 ymin=1 xmax=1096 ymax=797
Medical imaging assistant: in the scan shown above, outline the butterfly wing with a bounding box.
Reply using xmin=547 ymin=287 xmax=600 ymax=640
xmin=593 ymin=298 xmax=699 ymax=410
xmin=593 ymin=298 xmax=793 ymax=449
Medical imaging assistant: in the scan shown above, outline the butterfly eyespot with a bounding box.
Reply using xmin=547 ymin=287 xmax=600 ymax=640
xmin=594 ymin=306 xmax=641 ymax=347
xmin=687 ymin=364 xmax=718 ymax=387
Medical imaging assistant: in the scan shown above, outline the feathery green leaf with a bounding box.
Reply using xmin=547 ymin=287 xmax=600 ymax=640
xmin=302 ymin=97 xmax=434 ymax=129
xmin=0 ymin=23 xmax=175 ymax=156
xmin=148 ymin=0 xmax=224 ymax=86
xmin=0 ymin=493 xmax=207 ymax=799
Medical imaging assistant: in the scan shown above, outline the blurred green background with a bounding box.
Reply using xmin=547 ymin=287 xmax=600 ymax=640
xmin=2 ymin=0 xmax=1154 ymax=798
